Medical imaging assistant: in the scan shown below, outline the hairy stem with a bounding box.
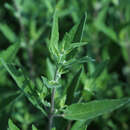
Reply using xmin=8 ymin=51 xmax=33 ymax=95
xmin=48 ymin=87 xmax=56 ymax=130
xmin=48 ymin=68 xmax=58 ymax=130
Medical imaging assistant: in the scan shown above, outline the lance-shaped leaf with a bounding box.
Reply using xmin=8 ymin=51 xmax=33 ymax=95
xmin=73 ymin=13 xmax=87 ymax=42
xmin=61 ymin=13 xmax=87 ymax=53
xmin=8 ymin=119 xmax=20 ymax=130
xmin=61 ymin=25 xmax=78 ymax=50
xmin=84 ymin=60 xmax=109 ymax=94
xmin=63 ymin=98 xmax=130 ymax=120
xmin=64 ymin=56 xmax=95 ymax=69
xmin=32 ymin=125 xmax=38 ymax=130
xmin=94 ymin=7 xmax=118 ymax=42
xmin=71 ymin=120 xmax=86 ymax=130
xmin=71 ymin=120 xmax=91 ymax=130
xmin=0 ymin=43 xmax=20 ymax=68
xmin=66 ymin=67 xmax=82 ymax=105
xmin=1 ymin=59 xmax=47 ymax=116
xmin=76 ymin=56 xmax=95 ymax=64
xmin=65 ymin=42 xmax=88 ymax=54
xmin=64 ymin=12 xmax=87 ymax=58
xmin=46 ymin=58 xmax=55 ymax=80
xmin=0 ymin=24 xmax=17 ymax=43
xmin=91 ymin=60 xmax=109 ymax=79
xmin=5 ymin=3 xmax=15 ymax=13
xmin=41 ymin=76 xmax=60 ymax=88
xmin=49 ymin=9 xmax=59 ymax=58
xmin=1 ymin=59 xmax=32 ymax=94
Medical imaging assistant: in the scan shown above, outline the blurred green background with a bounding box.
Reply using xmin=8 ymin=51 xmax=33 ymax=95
xmin=0 ymin=0 xmax=130 ymax=130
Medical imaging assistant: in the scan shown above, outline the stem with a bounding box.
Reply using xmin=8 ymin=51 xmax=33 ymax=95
xmin=48 ymin=87 xmax=56 ymax=130
xmin=48 ymin=68 xmax=58 ymax=130
xmin=51 ymin=88 xmax=56 ymax=114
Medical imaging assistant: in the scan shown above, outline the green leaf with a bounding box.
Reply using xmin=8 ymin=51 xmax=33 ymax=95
xmin=76 ymin=56 xmax=95 ymax=64
xmin=8 ymin=119 xmax=20 ymax=130
xmin=49 ymin=9 xmax=59 ymax=58
xmin=71 ymin=120 xmax=91 ymax=130
xmin=1 ymin=59 xmax=47 ymax=116
xmin=66 ymin=67 xmax=82 ymax=105
xmin=41 ymin=76 xmax=51 ymax=88
xmin=4 ymin=3 xmax=15 ymax=13
xmin=63 ymin=98 xmax=130 ymax=120
xmin=65 ymin=42 xmax=88 ymax=54
xmin=46 ymin=58 xmax=55 ymax=80
xmin=0 ymin=92 xmax=20 ymax=112
xmin=64 ymin=56 xmax=95 ymax=69
xmin=35 ymin=78 xmax=50 ymax=107
xmin=94 ymin=7 xmax=118 ymax=42
xmin=69 ymin=42 xmax=88 ymax=49
xmin=41 ymin=76 xmax=60 ymax=88
xmin=44 ymin=0 xmax=53 ymax=13
xmin=56 ymin=0 xmax=64 ymax=9
xmin=36 ymin=78 xmax=48 ymax=98
xmin=61 ymin=13 xmax=87 ymax=54
xmin=52 ymin=128 xmax=56 ymax=130
xmin=0 ymin=24 xmax=17 ymax=43
xmin=71 ymin=120 xmax=86 ymax=130
xmin=91 ymin=60 xmax=109 ymax=79
xmin=0 ymin=43 xmax=20 ymax=68
xmin=96 ymin=23 xmax=118 ymax=42
xmin=32 ymin=124 xmax=38 ymax=130
xmin=1 ymin=59 xmax=31 ymax=94
xmin=95 ymin=7 xmax=108 ymax=23
xmin=83 ymin=60 xmax=109 ymax=94
xmin=61 ymin=25 xmax=78 ymax=50
xmin=73 ymin=13 xmax=87 ymax=42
